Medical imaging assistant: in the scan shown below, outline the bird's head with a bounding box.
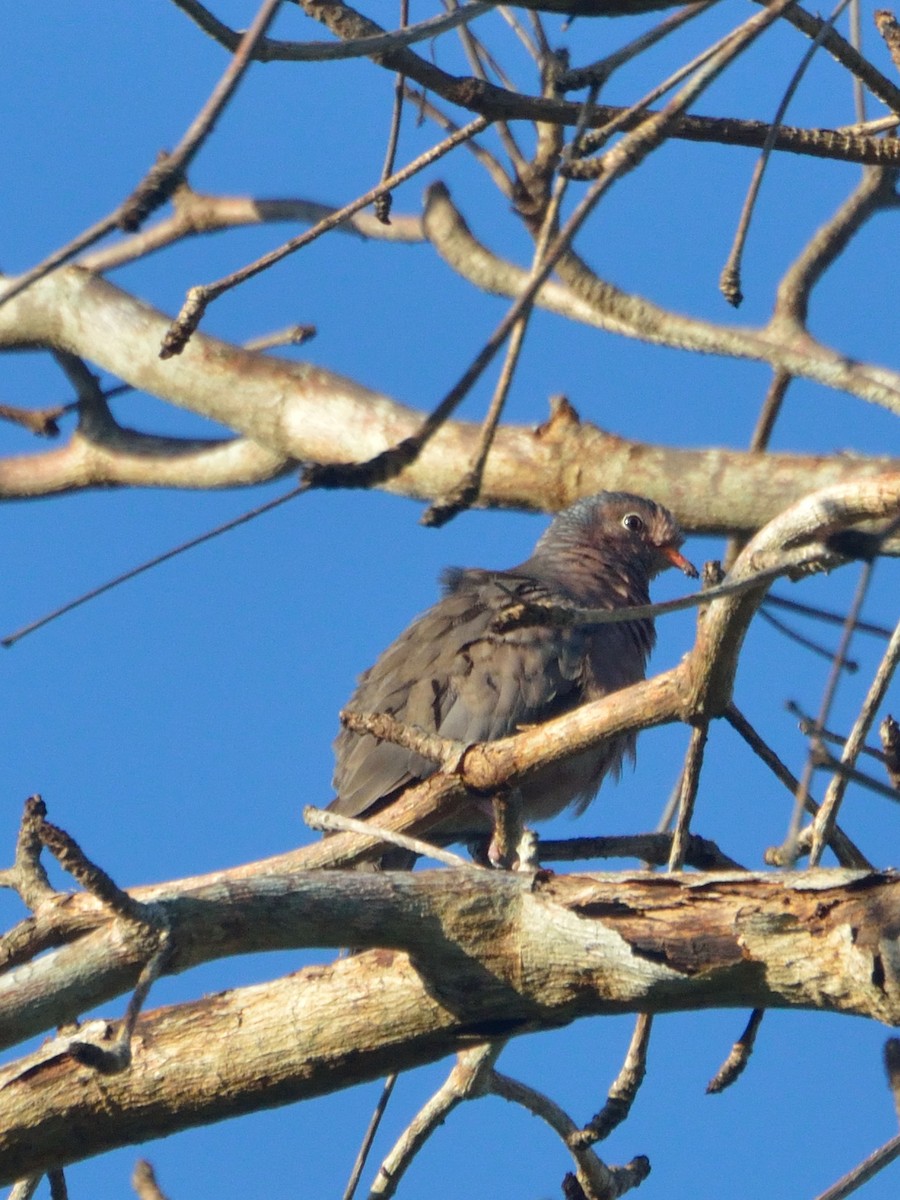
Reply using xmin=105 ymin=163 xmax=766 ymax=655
xmin=535 ymin=492 xmax=698 ymax=582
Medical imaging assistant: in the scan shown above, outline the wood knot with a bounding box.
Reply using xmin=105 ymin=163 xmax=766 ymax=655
xmin=535 ymin=394 xmax=581 ymax=440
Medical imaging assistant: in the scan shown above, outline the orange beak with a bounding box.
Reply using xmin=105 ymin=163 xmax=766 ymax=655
xmin=662 ymin=545 xmax=698 ymax=579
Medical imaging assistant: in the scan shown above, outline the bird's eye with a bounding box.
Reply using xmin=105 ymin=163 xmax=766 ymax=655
xmin=622 ymin=513 xmax=644 ymax=533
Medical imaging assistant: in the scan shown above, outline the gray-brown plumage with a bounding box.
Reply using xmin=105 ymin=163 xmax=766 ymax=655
xmin=331 ymin=492 xmax=696 ymax=845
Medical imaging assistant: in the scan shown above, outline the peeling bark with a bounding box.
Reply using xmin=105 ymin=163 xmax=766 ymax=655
xmin=0 ymin=867 xmax=898 ymax=1184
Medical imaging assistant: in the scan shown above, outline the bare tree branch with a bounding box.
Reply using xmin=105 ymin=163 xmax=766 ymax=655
xmin=2 ymin=866 xmax=900 ymax=1184
xmin=0 ymin=270 xmax=896 ymax=521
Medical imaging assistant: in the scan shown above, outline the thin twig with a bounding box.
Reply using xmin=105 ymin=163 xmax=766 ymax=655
xmin=574 ymin=1014 xmax=654 ymax=1144
xmin=783 ymin=560 xmax=875 ymax=864
xmin=36 ymin=814 xmax=146 ymax=924
xmin=668 ymin=724 xmax=709 ymax=871
xmin=836 ymin=115 xmax=900 ymax=134
xmin=537 ymin=832 xmax=744 ymax=870
xmin=876 ymin=9 xmax=900 ymax=75
xmin=374 ymin=0 xmax=409 ymax=225
xmin=723 ymin=371 xmax=793 ymax=569
xmin=884 ymin=1039 xmax=900 ymax=1125
xmin=849 ymin=0 xmax=866 ymax=122
xmin=748 ymin=371 xmax=792 ymax=452
xmin=132 ymin=1160 xmax=172 ymax=1200
xmin=8 ymin=1178 xmax=40 ymax=1200
xmin=725 ymin=705 xmax=871 ymax=869
xmin=402 ymin=84 xmax=513 ymax=196
xmin=720 ymin=0 xmax=851 ymax=307
xmin=303 ymin=807 xmax=480 ymax=870
xmin=880 ymin=715 xmax=900 ymax=790
xmin=760 ymin=607 xmax=859 ymax=671
xmin=123 ymin=0 xmax=285 ymax=230
xmin=768 ymin=594 xmax=893 ymax=639
xmin=47 ymin=1172 xmax=68 ymax=1200
xmin=161 ymin=116 xmax=491 ymax=355
xmin=498 ymin=5 xmax=541 ymax=61
xmin=492 ymin=1071 xmax=651 ymax=1198
xmin=0 ymin=401 xmax=67 ymax=437
xmin=788 ymin=700 xmax=888 ymax=764
xmin=6 ymin=796 xmax=55 ymax=909
xmin=108 ymin=925 xmax=172 ymax=1070
xmin=557 ymin=1 xmax=717 ymax=93
xmin=303 ymin=0 xmax=801 ymax=497
xmin=370 ymin=1045 xmax=502 ymax=1199
xmin=338 ymin=708 xmax=463 ymax=770
xmin=492 ymin=557 xmax=825 ymax=636
xmin=777 ymin=0 xmax=900 ymax=111
xmin=526 ymin=10 xmax=551 ymax=60
xmin=0 ymin=0 xmax=283 ymax=311
xmin=706 ymin=1008 xmax=766 ymax=1093
xmin=451 ymin=0 xmax=525 ymax=173
xmin=2 ymin=483 xmax=308 ymax=648
xmin=810 ymin=614 xmax=900 ymax=864
xmin=419 ymin=301 xmax=529 ymax=526
xmin=243 ymin=324 xmax=316 ymax=351
xmin=341 ymin=1073 xmax=398 ymax=1200
xmin=81 ymin=186 xmax=424 ymax=273
xmin=454 ymin=2 xmax=518 ymax=91
xmin=811 ymin=751 xmax=900 ymax=803
xmin=422 ymin=76 xmax=597 ymax=526
xmin=774 ymin=163 xmax=899 ymax=326
xmin=570 ymin=16 xmax=749 ymax=163
xmin=811 ymin=1131 xmax=900 ymax=1200
xmin=655 ymin=767 xmax=685 ymax=836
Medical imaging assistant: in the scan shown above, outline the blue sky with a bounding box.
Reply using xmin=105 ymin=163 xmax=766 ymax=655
xmin=3 ymin=3 xmax=900 ymax=1197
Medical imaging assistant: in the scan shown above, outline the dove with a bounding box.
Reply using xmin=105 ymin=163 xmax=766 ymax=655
xmin=330 ymin=491 xmax=696 ymax=853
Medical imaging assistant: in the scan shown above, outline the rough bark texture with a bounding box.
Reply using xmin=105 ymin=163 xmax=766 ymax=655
xmin=0 ymin=268 xmax=896 ymax=529
xmin=1 ymin=867 xmax=898 ymax=1184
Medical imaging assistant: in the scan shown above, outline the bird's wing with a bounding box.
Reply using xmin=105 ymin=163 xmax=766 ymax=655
xmin=331 ymin=569 xmax=588 ymax=819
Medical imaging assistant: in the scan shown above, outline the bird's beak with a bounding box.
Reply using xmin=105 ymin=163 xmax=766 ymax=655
xmin=662 ymin=545 xmax=699 ymax=579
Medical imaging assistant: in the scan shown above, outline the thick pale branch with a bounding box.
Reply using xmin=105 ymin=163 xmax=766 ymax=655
xmin=2 ymin=476 xmax=896 ymax=1048
xmin=685 ymin=473 xmax=900 ymax=712
xmin=0 ymin=431 xmax=292 ymax=497
xmin=5 ymin=3 xmax=900 ymax=1194
xmin=464 ymin=476 xmax=900 ymax=788
xmin=0 ymin=269 xmax=895 ymax=525
xmin=78 ymin=187 xmax=425 ymax=274
xmin=775 ymin=166 xmax=898 ymax=325
xmin=2 ymin=867 xmax=900 ymax=1184
xmin=423 ymin=184 xmax=900 ymax=418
